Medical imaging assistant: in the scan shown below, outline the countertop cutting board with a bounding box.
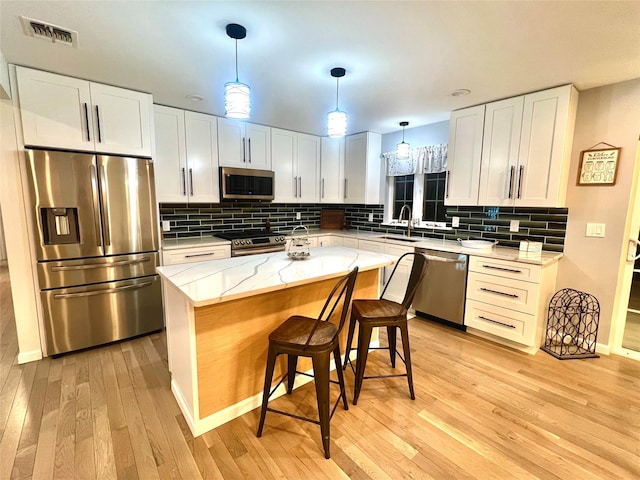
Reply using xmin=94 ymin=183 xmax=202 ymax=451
xmin=320 ymin=209 xmax=345 ymax=229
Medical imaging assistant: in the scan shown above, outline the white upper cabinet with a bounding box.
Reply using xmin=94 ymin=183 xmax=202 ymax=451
xmin=153 ymin=106 xmax=219 ymax=203
xmin=217 ymin=118 xmax=271 ymax=169
xmin=344 ymin=132 xmax=382 ymax=205
xmin=320 ymin=137 xmax=344 ymax=203
xmin=448 ymin=85 xmax=578 ymax=208
xmin=16 ymin=66 xmax=152 ymax=156
xmin=478 ymin=97 xmax=524 ymax=206
xmin=445 ymin=105 xmax=485 ymax=206
xmin=516 ymin=85 xmax=577 ymax=207
xmin=271 ymin=128 xmax=319 ymax=203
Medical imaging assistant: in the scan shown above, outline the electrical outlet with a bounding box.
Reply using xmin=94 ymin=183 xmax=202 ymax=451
xmin=509 ymin=220 xmax=520 ymax=232
xmin=296 ymin=212 xmax=301 ymax=220
xmin=162 ymin=220 xmax=171 ymax=232
xmin=452 ymin=216 xmax=460 ymax=228
xmin=368 ymin=213 xmax=374 ymax=222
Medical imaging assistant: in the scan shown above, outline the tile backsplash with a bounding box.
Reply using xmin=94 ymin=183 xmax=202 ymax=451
xmin=159 ymin=203 xmax=567 ymax=252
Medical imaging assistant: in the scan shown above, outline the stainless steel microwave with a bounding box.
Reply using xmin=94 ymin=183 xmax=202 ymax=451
xmin=220 ymin=167 xmax=274 ymax=201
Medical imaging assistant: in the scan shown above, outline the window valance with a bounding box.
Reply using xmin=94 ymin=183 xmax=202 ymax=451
xmin=382 ymin=144 xmax=448 ymax=176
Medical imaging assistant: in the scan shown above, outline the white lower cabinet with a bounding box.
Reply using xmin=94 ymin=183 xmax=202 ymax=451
xmin=342 ymin=237 xmax=358 ymax=249
xmin=162 ymin=245 xmax=230 ymax=266
xmin=464 ymin=256 xmax=557 ymax=350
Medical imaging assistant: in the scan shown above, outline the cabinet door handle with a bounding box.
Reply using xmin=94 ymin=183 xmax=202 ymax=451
xmin=181 ymin=168 xmax=187 ymax=196
xmin=322 ymin=178 xmax=325 ymax=198
xmin=242 ymin=138 xmax=246 ymax=163
xmin=95 ymin=105 xmax=102 ymax=143
xmin=480 ymin=287 xmax=519 ymax=298
xmin=298 ymin=176 xmax=302 ymax=198
xmin=481 ymin=264 xmax=522 ymax=274
xmin=248 ymin=138 xmax=252 ymax=163
xmin=84 ymin=103 xmax=91 ymax=141
xmin=508 ymin=166 xmax=515 ymax=199
xmin=344 ymin=179 xmax=348 ymax=199
xmin=293 ymin=176 xmax=298 ymax=197
xmin=189 ymin=168 xmax=194 ymax=196
xmin=478 ymin=315 xmax=516 ymax=329
xmin=517 ymin=165 xmax=524 ymax=199
xmin=445 ymin=170 xmax=450 ymax=198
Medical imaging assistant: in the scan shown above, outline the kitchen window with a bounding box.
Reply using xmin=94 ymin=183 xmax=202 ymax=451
xmin=392 ymin=175 xmax=414 ymax=218
xmin=384 ymin=172 xmax=449 ymax=228
xmin=423 ymin=172 xmax=447 ymax=223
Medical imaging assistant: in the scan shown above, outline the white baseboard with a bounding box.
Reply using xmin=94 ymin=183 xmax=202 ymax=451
xmin=595 ymin=342 xmax=611 ymax=355
xmin=18 ymin=349 xmax=42 ymax=364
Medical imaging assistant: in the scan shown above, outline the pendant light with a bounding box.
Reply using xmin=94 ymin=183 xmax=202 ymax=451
xmin=224 ymin=23 xmax=251 ymax=119
xmin=327 ymin=67 xmax=347 ymax=137
xmin=396 ymin=121 xmax=410 ymax=159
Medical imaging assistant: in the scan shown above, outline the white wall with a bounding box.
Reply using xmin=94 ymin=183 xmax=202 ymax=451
xmin=557 ymin=78 xmax=640 ymax=347
xmin=0 ymin=206 xmax=6 ymax=263
xmin=0 ymin=97 xmax=43 ymax=363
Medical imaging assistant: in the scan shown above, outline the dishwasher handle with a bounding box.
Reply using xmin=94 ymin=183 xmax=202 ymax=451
xmin=422 ymin=254 xmax=466 ymax=264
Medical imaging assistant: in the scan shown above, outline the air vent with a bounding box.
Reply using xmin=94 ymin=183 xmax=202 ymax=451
xmin=21 ymin=16 xmax=78 ymax=48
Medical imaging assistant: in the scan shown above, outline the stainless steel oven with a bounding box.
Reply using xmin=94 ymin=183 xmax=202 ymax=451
xmin=215 ymin=231 xmax=286 ymax=257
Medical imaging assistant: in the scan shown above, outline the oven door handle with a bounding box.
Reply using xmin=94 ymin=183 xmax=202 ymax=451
xmin=232 ymin=246 xmax=286 ymax=257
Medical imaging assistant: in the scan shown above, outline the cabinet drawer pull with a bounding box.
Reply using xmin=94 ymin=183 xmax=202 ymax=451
xmin=481 ymin=264 xmax=522 ymax=274
xmin=84 ymin=103 xmax=91 ymax=141
xmin=480 ymin=287 xmax=518 ymax=298
xmin=184 ymin=252 xmax=217 ymax=258
xmin=478 ymin=315 xmax=516 ymax=329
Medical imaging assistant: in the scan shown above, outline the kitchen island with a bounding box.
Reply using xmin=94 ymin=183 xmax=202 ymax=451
xmin=156 ymin=246 xmax=393 ymax=436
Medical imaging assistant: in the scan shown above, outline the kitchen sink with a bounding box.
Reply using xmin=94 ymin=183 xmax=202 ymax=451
xmin=379 ymin=236 xmax=420 ymax=243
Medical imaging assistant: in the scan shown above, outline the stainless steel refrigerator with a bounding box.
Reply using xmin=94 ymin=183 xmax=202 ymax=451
xmin=25 ymin=149 xmax=163 ymax=355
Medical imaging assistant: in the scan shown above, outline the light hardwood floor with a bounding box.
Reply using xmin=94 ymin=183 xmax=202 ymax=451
xmin=1 ymin=265 xmax=639 ymax=479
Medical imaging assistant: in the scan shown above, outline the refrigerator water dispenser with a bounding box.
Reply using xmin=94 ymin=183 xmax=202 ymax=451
xmin=40 ymin=207 xmax=80 ymax=244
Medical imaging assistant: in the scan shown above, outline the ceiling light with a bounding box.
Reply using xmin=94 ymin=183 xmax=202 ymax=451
xmin=186 ymin=94 xmax=204 ymax=102
xmin=396 ymin=121 xmax=410 ymax=159
xmin=224 ymin=23 xmax=250 ymax=119
xmin=327 ymin=67 xmax=347 ymax=137
xmin=450 ymin=89 xmax=471 ymax=97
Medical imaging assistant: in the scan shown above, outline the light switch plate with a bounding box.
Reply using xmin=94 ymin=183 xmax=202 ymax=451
xmin=296 ymin=212 xmax=301 ymax=220
xmin=586 ymin=223 xmax=606 ymax=237
xmin=162 ymin=220 xmax=171 ymax=232
xmin=510 ymin=220 xmax=520 ymax=232
xmin=452 ymin=216 xmax=460 ymax=227
xmin=368 ymin=213 xmax=374 ymax=222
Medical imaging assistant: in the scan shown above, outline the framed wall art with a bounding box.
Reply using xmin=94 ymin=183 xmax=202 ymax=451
xmin=577 ymin=146 xmax=621 ymax=186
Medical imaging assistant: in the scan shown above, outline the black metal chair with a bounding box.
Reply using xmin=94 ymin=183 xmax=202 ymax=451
xmin=343 ymin=252 xmax=428 ymax=404
xmin=256 ymin=267 xmax=358 ymax=459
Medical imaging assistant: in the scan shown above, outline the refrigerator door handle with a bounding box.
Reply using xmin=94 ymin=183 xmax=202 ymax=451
xmin=90 ymin=165 xmax=103 ymax=246
xmin=53 ymin=280 xmax=153 ymax=299
xmin=98 ymin=165 xmax=111 ymax=246
xmin=50 ymin=256 xmax=151 ymax=272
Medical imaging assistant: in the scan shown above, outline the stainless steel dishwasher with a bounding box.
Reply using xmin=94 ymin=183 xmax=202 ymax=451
xmin=413 ymin=248 xmax=468 ymax=328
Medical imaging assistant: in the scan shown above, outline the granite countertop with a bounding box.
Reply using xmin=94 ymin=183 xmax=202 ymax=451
xmin=160 ymin=229 xmax=562 ymax=266
xmin=156 ymin=246 xmax=393 ymax=307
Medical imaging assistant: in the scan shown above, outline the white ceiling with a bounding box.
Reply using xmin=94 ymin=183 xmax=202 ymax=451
xmin=1 ymin=1 xmax=639 ymax=136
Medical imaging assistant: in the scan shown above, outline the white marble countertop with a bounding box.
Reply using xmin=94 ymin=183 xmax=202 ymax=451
xmin=156 ymin=246 xmax=393 ymax=307
xmin=160 ymin=229 xmax=562 ymax=266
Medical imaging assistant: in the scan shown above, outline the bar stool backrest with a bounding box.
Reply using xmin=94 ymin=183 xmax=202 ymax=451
xmin=303 ymin=267 xmax=359 ymax=350
xmin=380 ymin=252 xmax=429 ymax=310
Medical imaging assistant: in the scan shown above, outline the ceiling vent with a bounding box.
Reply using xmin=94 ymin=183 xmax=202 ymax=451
xmin=21 ymin=16 xmax=78 ymax=48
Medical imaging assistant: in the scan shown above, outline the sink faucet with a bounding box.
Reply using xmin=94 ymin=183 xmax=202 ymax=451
xmin=398 ymin=204 xmax=412 ymax=237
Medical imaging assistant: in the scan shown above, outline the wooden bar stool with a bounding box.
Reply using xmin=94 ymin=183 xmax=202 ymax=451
xmin=256 ymin=267 xmax=358 ymax=459
xmin=343 ymin=253 xmax=428 ymax=404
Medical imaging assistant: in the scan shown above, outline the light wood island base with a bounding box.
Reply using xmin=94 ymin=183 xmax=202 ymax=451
xmin=163 ymin=268 xmax=380 ymax=437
